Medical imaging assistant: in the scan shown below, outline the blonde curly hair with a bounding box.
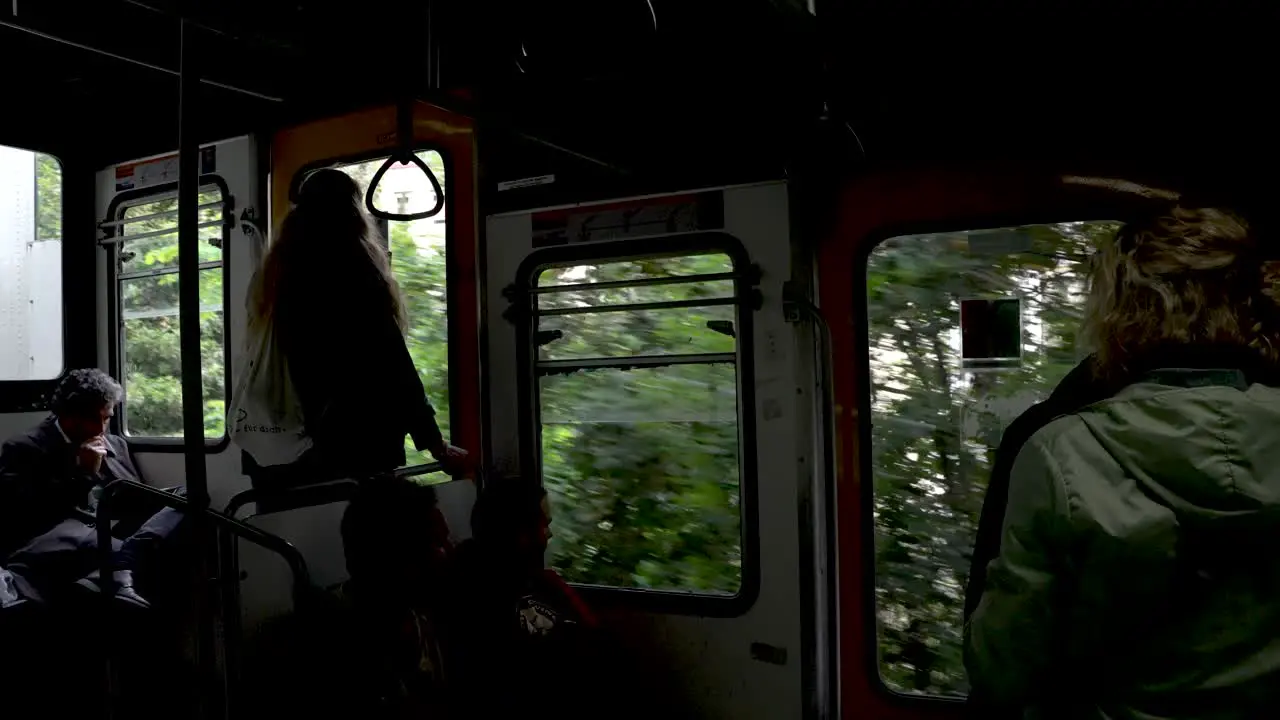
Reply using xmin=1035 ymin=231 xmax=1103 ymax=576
xmin=1083 ymin=205 xmax=1280 ymax=378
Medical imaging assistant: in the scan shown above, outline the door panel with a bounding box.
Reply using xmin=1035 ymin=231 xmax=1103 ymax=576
xmin=486 ymin=182 xmax=812 ymax=720
xmin=820 ymin=169 xmax=1154 ymax=718
xmin=271 ymin=101 xmax=481 ymax=465
xmin=229 ymin=105 xmax=480 ymax=634
xmin=94 ymin=135 xmax=260 ymax=503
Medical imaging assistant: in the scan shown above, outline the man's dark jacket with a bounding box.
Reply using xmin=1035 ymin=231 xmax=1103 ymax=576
xmin=0 ymin=417 xmax=142 ymax=558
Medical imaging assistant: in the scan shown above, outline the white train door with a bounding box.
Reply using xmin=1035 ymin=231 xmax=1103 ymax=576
xmin=486 ymin=181 xmax=827 ymax=719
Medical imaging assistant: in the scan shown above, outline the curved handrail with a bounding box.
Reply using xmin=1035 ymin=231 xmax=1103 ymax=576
xmin=226 ymin=461 xmax=446 ymax=520
xmin=395 ymin=460 xmax=447 ymax=480
xmin=95 ymin=479 xmax=312 ymax=598
xmin=226 ymin=480 xmax=360 ymax=521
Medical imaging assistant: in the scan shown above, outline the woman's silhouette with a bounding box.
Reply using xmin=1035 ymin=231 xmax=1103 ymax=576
xmin=246 ymin=168 xmax=465 ymax=482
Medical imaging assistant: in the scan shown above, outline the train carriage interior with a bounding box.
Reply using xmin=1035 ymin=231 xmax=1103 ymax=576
xmin=0 ymin=0 xmax=1276 ymax=718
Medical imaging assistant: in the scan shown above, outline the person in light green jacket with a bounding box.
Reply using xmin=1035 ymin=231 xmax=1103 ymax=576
xmin=966 ymin=205 xmax=1280 ymax=719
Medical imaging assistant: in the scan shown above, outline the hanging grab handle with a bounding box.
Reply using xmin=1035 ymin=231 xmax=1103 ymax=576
xmin=365 ymin=99 xmax=445 ymax=221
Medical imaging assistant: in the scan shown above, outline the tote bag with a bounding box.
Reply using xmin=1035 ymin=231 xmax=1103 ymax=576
xmin=228 ymin=324 xmax=313 ymax=467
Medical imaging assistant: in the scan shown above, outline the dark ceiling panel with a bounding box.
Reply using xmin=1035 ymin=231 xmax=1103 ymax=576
xmin=3 ymin=0 xmax=1275 ymax=198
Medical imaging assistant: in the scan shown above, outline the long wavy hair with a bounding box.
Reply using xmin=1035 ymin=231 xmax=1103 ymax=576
xmin=1083 ymin=205 xmax=1280 ymax=379
xmin=248 ymin=168 xmax=406 ymax=338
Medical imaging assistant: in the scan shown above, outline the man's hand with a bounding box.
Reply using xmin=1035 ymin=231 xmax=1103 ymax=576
xmin=77 ymin=436 xmax=108 ymax=476
xmin=431 ymin=443 xmax=470 ymax=478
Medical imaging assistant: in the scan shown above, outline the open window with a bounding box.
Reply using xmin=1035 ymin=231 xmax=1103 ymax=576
xmin=0 ymin=144 xmax=63 ymax=383
xmin=525 ymin=243 xmax=754 ymax=602
xmin=103 ymin=179 xmax=230 ymax=444
xmin=864 ymin=220 xmax=1120 ymax=696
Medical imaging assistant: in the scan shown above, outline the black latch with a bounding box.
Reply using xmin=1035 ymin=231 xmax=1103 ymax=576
xmin=750 ymin=642 xmax=788 ymax=666
xmin=535 ymin=329 xmax=564 ymax=347
xmin=782 ymin=280 xmax=804 ymax=324
xmin=707 ymin=320 xmax=735 ymax=338
xmin=239 ymin=206 xmax=263 ymax=237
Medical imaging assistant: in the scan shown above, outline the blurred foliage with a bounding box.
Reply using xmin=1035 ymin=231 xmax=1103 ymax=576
xmin=36 ymin=153 xmax=61 ymax=241
xmin=538 ymin=254 xmax=743 ymax=594
xmin=867 ymin=221 xmax=1120 ymax=695
xmin=117 ymin=190 xmax=226 ymax=439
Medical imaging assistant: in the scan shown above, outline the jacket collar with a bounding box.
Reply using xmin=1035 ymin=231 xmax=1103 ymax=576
xmin=1119 ymin=344 xmax=1280 ymax=389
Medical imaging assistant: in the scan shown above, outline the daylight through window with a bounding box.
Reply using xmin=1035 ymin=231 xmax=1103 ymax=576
xmin=866 ymin=220 xmax=1120 ymax=697
xmin=0 ymin=145 xmax=63 ymax=381
xmin=535 ymin=253 xmax=745 ymax=595
xmin=336 ymin=150 xmax=450 ymax=480
xmin=114 ymin=187 xmax=227 ymax=440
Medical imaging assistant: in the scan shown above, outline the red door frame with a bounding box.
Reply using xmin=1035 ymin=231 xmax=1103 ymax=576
xmin=817 ymin=168 xmax=1138 ymax=718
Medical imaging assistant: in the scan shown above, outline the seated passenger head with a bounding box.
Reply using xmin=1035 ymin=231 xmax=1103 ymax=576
xmin=471 ymin=479 xmax=552 ymax=566
xmin=249 ymin=167 xmax=406 ymax=335
xmin=1084 ymin=205 xmax=1280 ymax=379
xmin=341 ymin=480 xmax=451 ymax=597
xmin=51 ymin=369 xmax=123 ymax=444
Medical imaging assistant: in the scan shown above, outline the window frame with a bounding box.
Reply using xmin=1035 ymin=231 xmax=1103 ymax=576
xmin=102 ymin=174 xmax=233 ymax=451
xmin=513 ymin=231 xmax=762 ymax=617
xmin=0 ymin=146 xmax=69 ymax=404
xmin=289 ymin=145 xmax=461 ymax=481
xmin=857 ymin=214 xmax=1119 ymax=705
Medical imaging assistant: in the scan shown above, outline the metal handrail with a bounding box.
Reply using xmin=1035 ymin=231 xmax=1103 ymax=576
xmin=218 ymin=461 xmax=447 ymax=716
xmin=226 ymin=461 xmax=446 ymax=520
xmin=95 ymin=478 xmax=314 ymax=720
xmin=225 ymin=480 xmax=360 ymax=521
xmin=94 ymin=479 xmax=312 ymax=599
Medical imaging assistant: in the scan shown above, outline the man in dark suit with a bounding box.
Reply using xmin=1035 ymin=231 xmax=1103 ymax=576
xmin=0 ymin=369 xmax=185 ymax=609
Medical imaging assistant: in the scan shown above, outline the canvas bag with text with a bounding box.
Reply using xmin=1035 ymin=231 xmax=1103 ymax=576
xmin=228 ymin=323 xmax=312 ymax=467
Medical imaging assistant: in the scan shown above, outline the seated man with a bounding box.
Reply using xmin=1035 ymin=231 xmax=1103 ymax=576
xmin=0 ymin=369 xmax=185 ymax=609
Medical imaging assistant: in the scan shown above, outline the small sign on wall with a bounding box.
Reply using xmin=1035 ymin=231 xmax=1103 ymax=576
xmin=960 ymin=297 xmax=1021 ymax=371
xmin=530 ymin=191 xmax=724 ymax=248
xmin=113 ymin=146 xmax=217 ymax=192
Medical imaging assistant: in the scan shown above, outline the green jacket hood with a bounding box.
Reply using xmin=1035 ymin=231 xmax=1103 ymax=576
xmin=1076 ymin=373 xmax=1280 ymax=520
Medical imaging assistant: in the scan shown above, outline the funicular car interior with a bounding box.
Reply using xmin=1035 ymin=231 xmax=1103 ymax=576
xmin=0 ymin=1 xmax=1277 ymax=719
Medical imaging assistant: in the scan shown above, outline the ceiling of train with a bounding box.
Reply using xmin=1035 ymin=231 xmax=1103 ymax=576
xmin=2 ymin=0 xmax=1275 ymax=203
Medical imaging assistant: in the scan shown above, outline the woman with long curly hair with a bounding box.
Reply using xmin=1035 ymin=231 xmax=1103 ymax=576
xmin=966 ymin=206 xmax=1280 ymax=718
xmin=245 ymin=168 xmax=465 ymax=483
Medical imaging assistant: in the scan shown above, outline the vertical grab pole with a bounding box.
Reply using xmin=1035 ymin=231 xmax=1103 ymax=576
xmin=177 ymin=18 xmax=218 ymax=720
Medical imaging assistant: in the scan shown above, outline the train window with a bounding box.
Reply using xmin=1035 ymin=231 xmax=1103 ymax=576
xmin=335 ymin=150 xmax=450 ymax=472
xmin=866 ymin=220 xmax=1120 ymax=696
xmin=0 ymin=145 xmax=63 ymax=381
xmin=111 ymin=186 xmax=227 ymax=440
xmin=535 ymin=252 xmax=744 ymax=595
